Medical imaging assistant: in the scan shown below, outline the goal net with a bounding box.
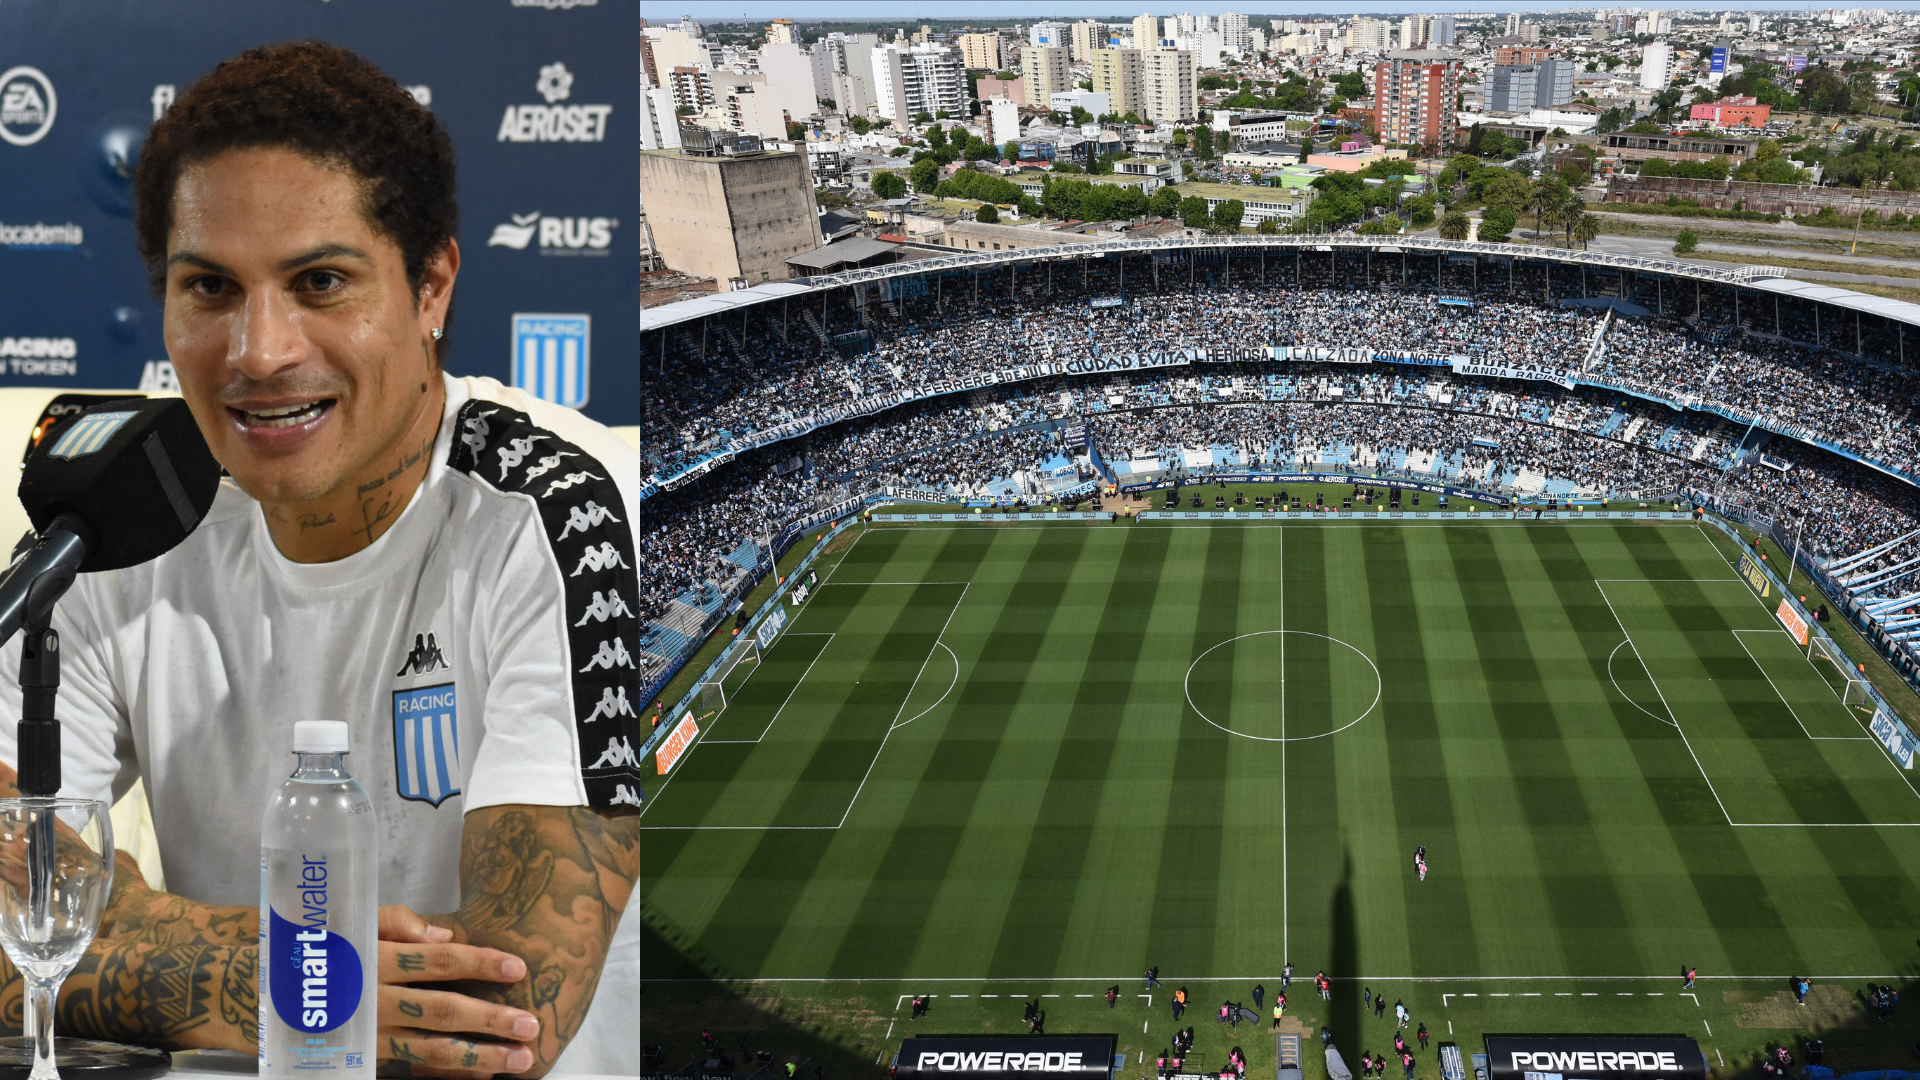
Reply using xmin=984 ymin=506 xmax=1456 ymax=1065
xmin=697 ymin=679 xmax=727 ymax=715
xmin=1813 ymin=636 xmax=1875 ymax=714
xmin=718 ymin=638 xmax=761 ymax=685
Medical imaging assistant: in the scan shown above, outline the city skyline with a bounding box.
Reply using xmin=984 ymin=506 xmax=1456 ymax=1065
xmin=664 ymin=1 xmax=1901 ymax=20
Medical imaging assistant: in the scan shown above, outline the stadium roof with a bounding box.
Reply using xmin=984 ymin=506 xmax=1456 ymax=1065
xmin=640 ymin=235 xmax=1920 ymax=333
xmin=640 ymin=281 xmax=812 ymax=333
xmin=785 ymin=237 xmax=901 ymax=272
xmin=1742 ymin=275 xmax=1920 ymax=328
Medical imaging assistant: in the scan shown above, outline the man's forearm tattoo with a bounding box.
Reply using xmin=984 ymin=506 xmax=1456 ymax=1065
xmin=58 ymin=939 xmax=256 ymax=1051
xmin=431 ymin=805 xmax=640 ymax=1071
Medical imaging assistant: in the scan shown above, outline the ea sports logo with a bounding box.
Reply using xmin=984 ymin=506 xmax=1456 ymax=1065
xmin=0 ymin=67 xmax=56 ymax=147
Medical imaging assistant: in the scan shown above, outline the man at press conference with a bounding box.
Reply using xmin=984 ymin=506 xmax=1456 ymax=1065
xmin=0 ymin=42 xmax=642 ymax=1077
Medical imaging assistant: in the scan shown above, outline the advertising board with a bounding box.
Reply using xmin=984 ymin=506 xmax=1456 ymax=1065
xmin=1484 ymin=1036 xmax=1706 ymax=1080
xmin=653 ymin=714 xmax=700 ymax=775
xmin=896 ymin=1037 xmax=1116 ymax=1080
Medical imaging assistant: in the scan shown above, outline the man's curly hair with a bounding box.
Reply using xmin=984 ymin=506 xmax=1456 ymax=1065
xmin=133 ymin=41 xmax=459 ymax=308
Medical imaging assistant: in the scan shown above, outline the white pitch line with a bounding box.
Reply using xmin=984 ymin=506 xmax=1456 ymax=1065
xmin=836 ymin=582 xmax=971 ymax=829
xmin=1595 ymin=579 xmax=1736 ymax=827
xmin=1684 ymin=994 xmax=1699 ymax=1007
xmin=1702 ymin=1021 xmax=1711 ymax=1035
xmin=1731 ymin=629 xmax=1869 ymax=742
xmin=1442 ymin=995 xmax=1453 ymax=1007
xmin=703 ymin=633 xmax=837 ymax=744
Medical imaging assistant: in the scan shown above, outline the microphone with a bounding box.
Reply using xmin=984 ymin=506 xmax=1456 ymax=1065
xmin=2 ymin=398 xmax=221 ymax=794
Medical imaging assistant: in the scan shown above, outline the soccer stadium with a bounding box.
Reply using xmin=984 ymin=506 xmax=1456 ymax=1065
xmin=639 ymin=237 xmax=1920 ymax=1080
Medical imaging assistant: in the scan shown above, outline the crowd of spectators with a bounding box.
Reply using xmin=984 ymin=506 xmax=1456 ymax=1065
xmin=646 ymin=283 xmax=1919 ymax=487
xmin=641 ymin=279 xmax=1920 ymax=649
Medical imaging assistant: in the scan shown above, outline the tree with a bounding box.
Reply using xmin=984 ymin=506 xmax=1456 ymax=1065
xmin=872 ymin=171 xmax=908 ymax=199
xmin=1150 ymin=185 xmax=1182 ymax=218
xmin=1172 ymin=128 xmax=1189 ymax=149
xmin=1112 ymin=186 xmax=1150 ymax=219
xmin=1403 ymin=194 xmax=1437 ymax=227
xmin=914 ymin=111 xmax=933 ymax=124
xmin=1298 ymin=130 xmax=1314 ymax=164
xmin=1004 ymin=140 xmax=1021 ymax=162
xmin=1194 ymin=125 xmax=1215 ymax=161
xmin=786 ymin=120 xmax=807 ymax=142
xmin=848 ymin=116 xmax=872 ymax=135
xmin=1478 ymin=206 xmax=1517 ymax=243
xmin=1079 ymin=185 xmax=1118 ymax=221
xmin=1638 ymin=157 xmax=1674 ymax=177
xmin=908 ymin=157 xmax=942 ymax=193
xmin=975 ymin=204 xmax=1000 ymax=223
xmin=1674 ymin=228 xmax=1699 ymax=254
xmin=1256 ymin=217 xmax=1281 ymax=234
xmin=1801 ymin=67 xmax=1853 ymax=114
xmin=1438 ymin=211 xmax=1471 ymax=240
xmin=1570 ymin=211 xmax=1601 ymax=249
xmin=1069 ymin=105 xmax=1092 ymax=126
xmin=1212 ymin=199 xmax=1245 ymax=232
xmin=1018 ymin=195 xmax=1041 ymax=218
xmin=925 ymin=124 xmax=947 ymax=148
xmin=1179 ymin=195 xmax=1212 ymax=229
xmin=1526 ymin=181 xmax=1560 ymax=238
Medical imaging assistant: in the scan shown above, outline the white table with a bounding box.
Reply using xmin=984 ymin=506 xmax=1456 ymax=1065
xmin=168 ymin=1050 xmax=636 ymax=1078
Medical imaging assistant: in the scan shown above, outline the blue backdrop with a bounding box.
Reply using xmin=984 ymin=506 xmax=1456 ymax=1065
xmin=0 ymin=0 xmax=638 ymax=426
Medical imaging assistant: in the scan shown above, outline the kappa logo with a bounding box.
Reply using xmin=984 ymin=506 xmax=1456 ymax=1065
xmin=574 ymin=589 xmax=634 ymax=626
xmin=582 ymin=685 xmax=636 ymax=723
xmin=497 ymin=62 xmax=610 ymax=143
xmin=0 ymin=67 xmax=56 ymax=147
xmin=459 ymin=408 xmax=498 ymax=463
xmin=570 ymin=542 xmax=629 ymax=577
xmin=521 ymin=451 xmax=577 ymax=483
xmin=496 ymin=434 xmax=551 ymax=481
xmin=588 ymin=735 xmax=640 ymax=770
xmin=608 ymin=784 xmax=642 ymax=807
xmin=556 ymin=500 xmax=621 ymax=542
xmin=395 ymin=633 xmax=450 ymax=678
xmin=542 ymin=471 xmax=603 ymax=496
xmin=578 ymin=637 xmax=634 ymax=673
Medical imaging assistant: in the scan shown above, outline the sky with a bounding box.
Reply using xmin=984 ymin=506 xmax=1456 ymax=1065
xmin=664 ymin=1 xmax=1915 ymax=20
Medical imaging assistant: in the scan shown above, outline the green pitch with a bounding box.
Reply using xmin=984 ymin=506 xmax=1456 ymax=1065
xmin=640 ymin=521 xmax=1920 ymax=1068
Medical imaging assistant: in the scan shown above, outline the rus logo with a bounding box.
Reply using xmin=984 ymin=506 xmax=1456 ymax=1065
xmin=487 ymin=212 xmax=617 ymax=253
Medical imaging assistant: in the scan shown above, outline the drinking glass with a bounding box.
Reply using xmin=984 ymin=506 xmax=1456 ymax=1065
xmin=0 ymin=799 xmax=112 ymax=1080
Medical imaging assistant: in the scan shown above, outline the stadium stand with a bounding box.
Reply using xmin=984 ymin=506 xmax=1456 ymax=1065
xmin=641 ymin=239 xmax=1920 ymax=703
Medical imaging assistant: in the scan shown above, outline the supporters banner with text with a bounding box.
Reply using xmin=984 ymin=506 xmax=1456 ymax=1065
xmin=1736 ymin=553 xmax=1771 ymax=599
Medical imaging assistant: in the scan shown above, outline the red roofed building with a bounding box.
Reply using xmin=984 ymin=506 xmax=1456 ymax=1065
xmin=1690 ymin=95 xmax=1770 ymax=128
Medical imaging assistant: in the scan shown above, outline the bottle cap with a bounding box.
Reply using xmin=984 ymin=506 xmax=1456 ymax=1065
xmin=293 ymin=720 xmax=350 ymax=754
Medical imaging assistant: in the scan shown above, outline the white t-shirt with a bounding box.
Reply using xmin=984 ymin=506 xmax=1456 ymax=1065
xmin=0 ymin=375 xmax=643 ymax=1074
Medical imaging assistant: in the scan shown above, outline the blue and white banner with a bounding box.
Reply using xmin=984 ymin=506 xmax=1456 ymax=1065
xmin=512 ymin=313 xmax=590 ymax=408
xmin=1871 ymin=707 xmax=1916 ymax=769
xmin=755 ymin=603 xmax=787 ymax=649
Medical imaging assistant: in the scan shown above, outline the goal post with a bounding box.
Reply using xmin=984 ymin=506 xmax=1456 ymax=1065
xmin=698 ymin=679 xmax=727 ymax=715
xmin=718 ymin=637 xmax=761 ymax=687
xmin=1812 ymin=635 xmax=1874 ymax=713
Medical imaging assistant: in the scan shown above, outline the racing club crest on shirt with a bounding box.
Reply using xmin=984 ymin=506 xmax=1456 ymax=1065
xmin=392 ymin=683 xmax=460 ymax=807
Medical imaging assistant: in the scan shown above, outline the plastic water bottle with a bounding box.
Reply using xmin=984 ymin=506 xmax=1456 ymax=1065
xmin=259 ymin=720 xmax=378 ymax=1076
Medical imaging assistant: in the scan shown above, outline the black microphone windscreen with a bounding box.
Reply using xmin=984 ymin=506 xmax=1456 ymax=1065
xmin=17 ymin=398 xmax=223 ymax=572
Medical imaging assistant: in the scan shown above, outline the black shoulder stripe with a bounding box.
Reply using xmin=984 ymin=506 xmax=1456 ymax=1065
xmin=449 ymin=399 xmax=643 ymax=809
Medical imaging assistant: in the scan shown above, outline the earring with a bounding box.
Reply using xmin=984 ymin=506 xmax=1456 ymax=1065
xmin=430 ymin=327 xmax=443 ymax=341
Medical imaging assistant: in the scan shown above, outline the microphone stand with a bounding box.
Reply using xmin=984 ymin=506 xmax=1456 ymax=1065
xmin=14 ymin=613 xmax=59 ymax=1048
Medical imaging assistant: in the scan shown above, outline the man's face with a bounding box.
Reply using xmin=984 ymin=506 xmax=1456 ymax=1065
xmin=163 ymin=148 xmax=445 ymax=507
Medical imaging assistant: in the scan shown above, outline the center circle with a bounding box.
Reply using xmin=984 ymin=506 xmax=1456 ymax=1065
xmin=1184 ymin=631 xmax=1383 ymax=742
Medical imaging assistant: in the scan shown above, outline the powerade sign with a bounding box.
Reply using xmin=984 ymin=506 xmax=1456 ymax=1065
xmin=0 ymin=1 xmax=638 ymax=425
xmin=897 ymin=1036 xmax=1116 ymax=1080
xmin=1485 ymin=1037 xmax=1706 ymax=1080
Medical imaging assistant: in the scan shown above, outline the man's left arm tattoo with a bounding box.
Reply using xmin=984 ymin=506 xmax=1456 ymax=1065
xmin=428 ymin=804 xmax=640 ymax=1074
